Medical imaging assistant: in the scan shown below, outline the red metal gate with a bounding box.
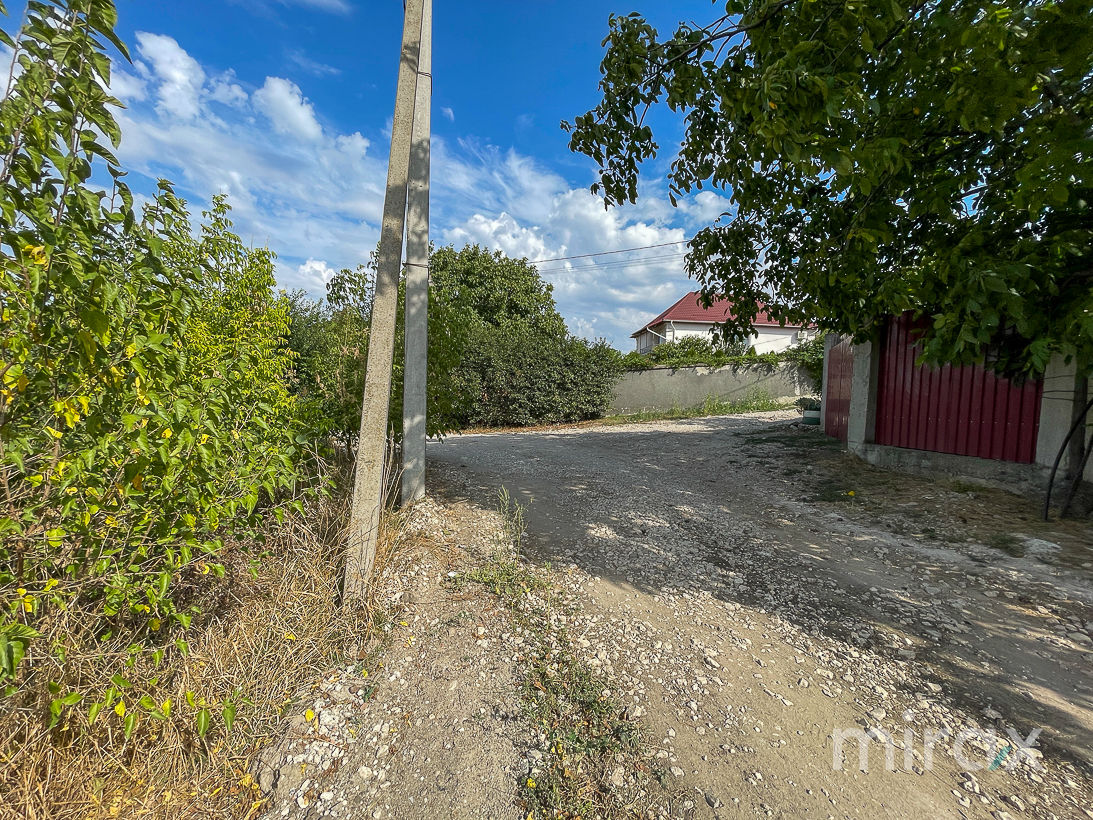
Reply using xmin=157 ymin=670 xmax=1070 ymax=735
xmin=824 ymin=336 xmax=853 ymax=443
xmin=875 ymin=314 xmax=1043 ymax=463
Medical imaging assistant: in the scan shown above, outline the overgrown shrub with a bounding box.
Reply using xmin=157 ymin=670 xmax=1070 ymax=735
xmin=1 ymin=0 xmax=310 ymax=741
xmin=290 ymin=246 xmax=623 ymax=433
xmin=454 ymin=326 xmax=622 ymax=428
xmin=780 ymin=335 xmax=826 ymax=385
xmin=622 ymin=338 xmax=782 ymax=371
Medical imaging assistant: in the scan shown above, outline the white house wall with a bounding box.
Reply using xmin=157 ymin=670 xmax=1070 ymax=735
xmin=751 ymin=326 xmax=811 ymax=353
xmin=634 ymin=322 xmax=814 ymax=353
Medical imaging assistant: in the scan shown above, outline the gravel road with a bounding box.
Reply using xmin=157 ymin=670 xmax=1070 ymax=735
xmin=427 ymin=411 xmax=1093 ymax=819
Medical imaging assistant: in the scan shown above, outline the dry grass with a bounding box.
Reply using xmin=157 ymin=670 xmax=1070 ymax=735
xmin=0 ymin=470 xmax=418 ymax=820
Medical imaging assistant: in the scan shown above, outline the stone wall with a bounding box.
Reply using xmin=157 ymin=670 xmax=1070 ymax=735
xmin=609 ymin=363 xmax=814 ymax=415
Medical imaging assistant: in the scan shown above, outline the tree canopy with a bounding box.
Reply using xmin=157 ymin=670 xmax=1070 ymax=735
xmin=566 ymin=0 xmax=1093 ymax=376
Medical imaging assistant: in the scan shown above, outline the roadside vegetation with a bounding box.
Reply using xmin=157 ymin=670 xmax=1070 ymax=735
xmin=0 ymin=3 xmax=418 ymax=815
xmin=288 ymin=246 xmax=623 ymax=438
xmin=567 ymin=1 xmax=1092 ymax=378
xmin=621 ymin=335 xmax=825 ymax=384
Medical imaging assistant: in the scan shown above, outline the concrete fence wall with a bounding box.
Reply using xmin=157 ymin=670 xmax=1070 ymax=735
xmin=609 ymin=363 xmax=815 ymax=415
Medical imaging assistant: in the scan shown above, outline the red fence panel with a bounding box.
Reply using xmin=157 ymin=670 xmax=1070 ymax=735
xmin=824 ymin=336 xmax=853 ymax=443
xmin=875 ymin=314 xmax=1042 ymax=463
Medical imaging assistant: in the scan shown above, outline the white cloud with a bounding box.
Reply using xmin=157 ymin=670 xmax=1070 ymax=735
xmin=234 ymin=0 xmax=352 ymax=13
xmin=136 ymin=32 xmax=206 ymax=120
xmin=441 ymin=106 xmax=455 ymax=122
xmin=208 ymin=71 xmax=248 ymax=107
xmin=253 ymin=76 xmax=322 ymax=142
xmin=288 ymin=50 xmax=341 ymax=77
xmin=439 ymin=165 xmax=696 ymax=346
xmin=0 ymin=43 xmax=17 ymax=88
xmin=295 ymin=258 xmax=338 ymax=290
xmin=285 ymin=0 xmax=351 ymax=11
xmin=681 ymin=190 xmax=733 ymax=227
xmin=108 ymin=65 xmax=148 ymax=102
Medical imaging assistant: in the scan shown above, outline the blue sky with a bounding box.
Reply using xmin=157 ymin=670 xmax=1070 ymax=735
xmin=4 ymin=1 xmax=733 ymax=348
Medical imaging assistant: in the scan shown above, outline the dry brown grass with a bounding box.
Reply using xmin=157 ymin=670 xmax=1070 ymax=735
xmin=0 ymin=471 xmax=419 ymax=820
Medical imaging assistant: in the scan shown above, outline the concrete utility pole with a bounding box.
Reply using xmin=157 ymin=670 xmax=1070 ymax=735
xmin=401 ymin=0 xmax=432 ymax=504
xmin=344 ymin=0 xmax=425 ymax=604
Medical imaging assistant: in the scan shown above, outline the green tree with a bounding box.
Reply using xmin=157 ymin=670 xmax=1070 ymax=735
xmin=566 ymin=0 xmax=1093 ymax=376
xmin=430 ymin=246 xmax=622 ymax=428
xmin=288 ymin=266 xmax=374 ymax=450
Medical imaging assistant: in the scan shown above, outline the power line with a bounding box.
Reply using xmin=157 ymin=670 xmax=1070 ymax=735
xmin=537 ymin=251 xmax=688 ymax=276
xmin=526 ymin=239 xmax=688 ymax=265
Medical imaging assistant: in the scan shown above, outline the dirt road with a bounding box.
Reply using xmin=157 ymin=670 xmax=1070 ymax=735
xmin=427 ymin=412 xmax=1093 ymax=819
xmin=258 ymin=412 xmax=1092 ymax=819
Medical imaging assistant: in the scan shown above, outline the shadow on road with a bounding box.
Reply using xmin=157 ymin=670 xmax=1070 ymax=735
xmin=427 ymin=415 xmax=1093 ymax=776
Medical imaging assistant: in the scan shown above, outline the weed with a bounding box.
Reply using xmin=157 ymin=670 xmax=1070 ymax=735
xmin=520 ymin=642 xmax=643 ymax=819
xmin=455 ymin=551 xmax=550 ymax=604
xmin=454 ymin=492 xmax=672 ymax=818
xmin=497 ymin=486 xmax=528 ymax=558
xmin=948 ymin=479 xmax=982 ymax=494
xmin=986 ymin=533 xmax=1025 ymax=557
xmin=808 ymin=482 xmax=861 ymax=503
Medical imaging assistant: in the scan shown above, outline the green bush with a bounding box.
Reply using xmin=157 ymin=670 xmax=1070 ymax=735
xmin=623 ymin=338 xmax=782 ymax=371
xmin=288 ymin=264 xmax=469 ymax=445
xmin=781 ymin=335 xmax=826 ymax=385
xmin=453 ymin=325 xmax=621 ymax=428
xmin=431 ymin=246 xmax=623 ymax=428
xmin=0 ymin=0 xmax=308 ymax=713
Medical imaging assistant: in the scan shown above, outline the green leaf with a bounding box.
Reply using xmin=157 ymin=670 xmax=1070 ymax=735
xmin=222 ymin=701 xmax=236 ymax=735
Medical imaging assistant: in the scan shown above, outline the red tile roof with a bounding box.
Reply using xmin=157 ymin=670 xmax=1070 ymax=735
xmin=632 ymin=291 xmax=798 ymax=337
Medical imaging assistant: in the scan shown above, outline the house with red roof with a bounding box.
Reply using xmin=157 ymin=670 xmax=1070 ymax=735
xmin=631 ymin=291 xmax=814 ymax=354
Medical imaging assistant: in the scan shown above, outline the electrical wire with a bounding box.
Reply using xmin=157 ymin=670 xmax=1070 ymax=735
xmin=537 ymin=252 xmax=689 ymax=276
xmin=526 ymin=240 xmax=688 ymax=265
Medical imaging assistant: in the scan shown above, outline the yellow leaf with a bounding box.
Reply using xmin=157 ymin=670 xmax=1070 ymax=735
xmin=115 ymin=700 xmax=126 ymax=718
xmin=304 ymin=709 xmax=315 ymax=722
xmin=161 ymin=428 xmax=172 ymax=439
xmin=283 ymin=631 xmax=296 ymax=641
xmin=44 ymin=579 xmax=59 ymax=592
